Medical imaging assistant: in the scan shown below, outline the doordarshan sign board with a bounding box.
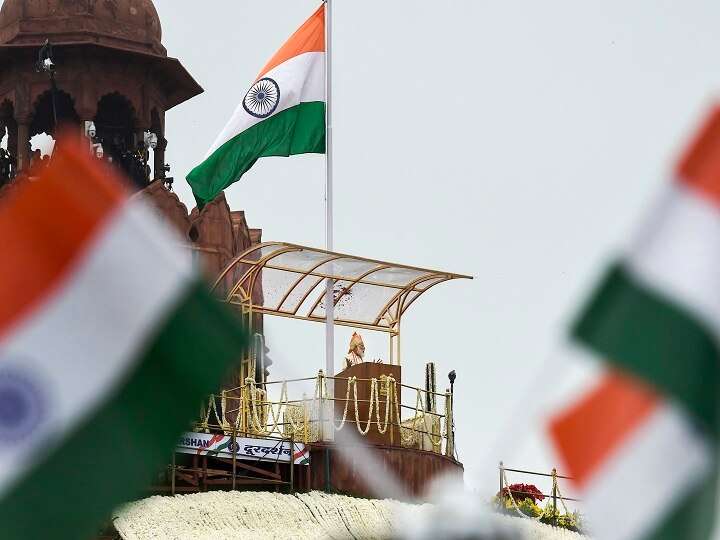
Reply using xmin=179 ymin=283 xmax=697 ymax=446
xmin=176 ymin=432 xmax=310 ymax=465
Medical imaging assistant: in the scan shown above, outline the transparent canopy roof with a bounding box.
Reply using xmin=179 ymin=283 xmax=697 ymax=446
xmin=213 ymin=242 xmax=472 ymax=334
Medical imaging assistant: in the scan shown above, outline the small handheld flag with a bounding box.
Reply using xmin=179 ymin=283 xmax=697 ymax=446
xmin=0 ymin=137 xmax=247 ymax=539
xmin=549 ymin=108 xmax=720 ymax=540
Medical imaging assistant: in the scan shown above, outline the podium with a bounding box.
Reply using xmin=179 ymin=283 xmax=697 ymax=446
xmin=334 ymin=362 xmax=402 ymax=447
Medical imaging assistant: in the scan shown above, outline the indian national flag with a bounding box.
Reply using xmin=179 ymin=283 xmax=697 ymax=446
xmin=549 ymin=108 xmax=720 ymax=539
xmin=0 ymin=138 xmax=246 ymax=539
xmin=186 ymin=5 xmax=325 ymax=207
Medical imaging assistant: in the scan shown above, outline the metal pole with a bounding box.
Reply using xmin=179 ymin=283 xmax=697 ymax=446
xmin=552 ymin=468 xmax=557 ymax=514
xmin=171 ymin=452 xmax=176 ymax=496
xmin=397 ymin=319 xmax=401 ymax=366
xmin=241 ymin=380 xmax=247 ymax=434
xmin=49 ymin=71 xmax=59 ymax=130
xmin=324 ymin=0 xmax=335 ymax=390
xmin=325 ymin=447 xmax=331 ymax=494
xmin=37 ymin=42 xmax=58 ymax=129
xmin=319 ymin=370 xmax=325 ymax=441
xmin=290 ymin=438 xmax=295 ymax=493
xmin=425 ymin=364 xmax=431 ymax=412
xmin=232 ymin=428 xmax=237 ymax=490
xmin=449 ymin=378 xmax=455 ymax=458
xmin=201 ymin=456 xmax=207 ymax=492
xmin=499 ymin=461 xmax=504 ymax=508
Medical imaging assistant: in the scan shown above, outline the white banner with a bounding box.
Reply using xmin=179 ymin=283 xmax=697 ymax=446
xmin=176 ymin=432 xmax=309 ymax=465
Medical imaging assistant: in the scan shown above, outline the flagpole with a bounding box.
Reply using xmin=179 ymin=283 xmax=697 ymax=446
xmin=324 ymin=0 xmax=335 ymax=390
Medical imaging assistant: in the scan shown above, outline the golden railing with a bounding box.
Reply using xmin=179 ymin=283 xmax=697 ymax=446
xmin=497 ymin=462 xmax=581 ymax=519
xmin=193 ymin=370 xmax=455 ymax=458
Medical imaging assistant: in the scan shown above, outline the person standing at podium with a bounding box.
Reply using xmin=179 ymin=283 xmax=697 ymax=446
xmin=343 ymin=332 xmax=366 ymax=370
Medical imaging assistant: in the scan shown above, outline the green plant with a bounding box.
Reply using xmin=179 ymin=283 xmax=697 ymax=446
xmin=517 ymin=498 xmax=542 ymax=518
xmin=539 ymin=506 xmax=586 ymax=534
xmin=490 ymin=494 xmax=587 ymax=534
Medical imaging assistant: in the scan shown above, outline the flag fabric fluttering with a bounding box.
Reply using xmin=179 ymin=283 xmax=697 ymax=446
xmin=0 ymin=138 xmax=247 ymax=539
xmin=186 ymin=4 xmax=325 ymax=207
xmin=548 ymin=108 xmax=720 ymax=540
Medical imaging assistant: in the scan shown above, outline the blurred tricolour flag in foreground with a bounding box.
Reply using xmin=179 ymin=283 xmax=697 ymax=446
xmin=0 ymin=138 xmax=246 ymax=539
xmin=548 ymin=108 xmax=720 ymax=539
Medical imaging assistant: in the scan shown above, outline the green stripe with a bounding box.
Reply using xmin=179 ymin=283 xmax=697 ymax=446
xmin=0 ymin=281 xmax=247 ymax=540
xmin=643 ymin=468 xmax=717 ymax=540
xmin=187 ymin=101 xmax=325 ymax=207
xmin=572 ymin=264 xmax=720 ymax=433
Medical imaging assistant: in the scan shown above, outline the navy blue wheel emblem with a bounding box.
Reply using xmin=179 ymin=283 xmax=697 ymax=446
xmin=243 ymin=77 xmax=281 ymax=119
xmin=0 ymin=368 xmax=46 ymax=444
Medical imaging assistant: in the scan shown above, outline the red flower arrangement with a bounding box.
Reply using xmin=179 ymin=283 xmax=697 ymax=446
xmin=496 ymin=483 xmax=545 ymax=504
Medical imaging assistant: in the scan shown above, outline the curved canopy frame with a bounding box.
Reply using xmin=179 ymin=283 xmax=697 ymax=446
xmin=213 ymin=242 xmax=472 ymax=336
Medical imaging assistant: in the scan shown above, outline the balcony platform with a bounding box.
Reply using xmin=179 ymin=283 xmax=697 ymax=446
xmin=307 ymin=441 xmax=463 ymax=499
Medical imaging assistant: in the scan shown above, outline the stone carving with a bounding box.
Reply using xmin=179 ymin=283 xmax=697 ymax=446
xmin=58 ymin=0 xmax=90 ymax=15
xmin=145 ymin=13 xmax=159 ymax=34
xmin=101 ymin=0 xmax=117 ymax=18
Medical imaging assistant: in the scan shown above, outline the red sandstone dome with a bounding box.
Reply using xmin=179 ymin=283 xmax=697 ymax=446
xmin=0 ymin=0 xmax=202 ymax=175
xmin=0 ymin=0 xmax=165 ymax=56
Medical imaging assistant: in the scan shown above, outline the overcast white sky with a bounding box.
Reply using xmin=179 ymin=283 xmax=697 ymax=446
xmin=152 ymin=0 xmax=720 ymax=498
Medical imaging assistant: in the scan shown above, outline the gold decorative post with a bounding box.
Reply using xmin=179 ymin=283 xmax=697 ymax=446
xmin=303 ymin=403 xmax=309 ymax=444
xmin=171 ymin=451 xmax=175 ymax=496
xmin=499 ymin=461 xmax=504 ymax=508
xmin=445 ymin=389 xmax=453 ymax=457
xmin=389 ymin=379 xmax=394 ymax=446
xmin=397 ymin=320 xmax=401 ymax=366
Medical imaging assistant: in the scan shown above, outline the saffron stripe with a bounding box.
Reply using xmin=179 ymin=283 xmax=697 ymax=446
xmin=256 ymin=4 xmax=324 ymax=80
xmin=0 ymin=143 xmax=125 ymax=342
xmin=548 ymin=369 xmax=659 ymax=488
xmin=676 ymin=106 xmax=720 ymax=208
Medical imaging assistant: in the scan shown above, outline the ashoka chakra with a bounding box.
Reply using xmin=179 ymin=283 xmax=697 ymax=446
xmin=243 ymin=77 xmax=281 ymax=119
xmin=0 ymin=368 xmax=46 ymax=444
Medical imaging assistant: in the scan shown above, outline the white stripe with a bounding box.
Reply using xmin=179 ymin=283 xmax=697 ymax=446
xmin=626 ymin=183 xmax=720 ymax=344
xmin=582 ymin=400 xmax=711 ymax=540
xmin=204 ymin=51 xmax=325 ymax=158
xmin=0 ymin=199 xmax=193 ymax=498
